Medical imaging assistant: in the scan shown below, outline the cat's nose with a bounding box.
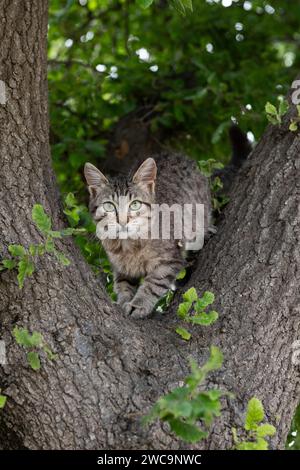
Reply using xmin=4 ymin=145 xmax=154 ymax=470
xmin=118 ymin=213 xmax=128 ymax=226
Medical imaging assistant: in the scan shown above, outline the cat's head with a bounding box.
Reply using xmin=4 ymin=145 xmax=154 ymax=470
xmin=84 ymin=158 xmax=157 ymax=240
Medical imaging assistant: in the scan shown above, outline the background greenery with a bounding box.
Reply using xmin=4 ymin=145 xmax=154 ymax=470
xmin=48 ymin=0 xmax=300 ymax=449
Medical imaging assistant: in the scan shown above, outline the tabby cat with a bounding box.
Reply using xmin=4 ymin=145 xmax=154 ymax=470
xmin=84 ymin=152 xmax=211 ymax=319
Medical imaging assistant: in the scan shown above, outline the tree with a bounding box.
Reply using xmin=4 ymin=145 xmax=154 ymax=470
xmin=0 ymin=0 xmax=299 ymax=449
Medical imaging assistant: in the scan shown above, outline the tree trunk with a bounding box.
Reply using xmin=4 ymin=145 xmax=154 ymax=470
xmin=0 ymin=0 xmax=299 ymax=450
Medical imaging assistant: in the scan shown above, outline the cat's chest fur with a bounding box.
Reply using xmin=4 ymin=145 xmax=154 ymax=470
xmin=104 ymin=239 xmax=174 ymax=279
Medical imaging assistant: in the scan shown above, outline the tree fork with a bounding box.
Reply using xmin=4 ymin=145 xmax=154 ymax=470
xmin=0 ymin=0 xmax=299 ymax=450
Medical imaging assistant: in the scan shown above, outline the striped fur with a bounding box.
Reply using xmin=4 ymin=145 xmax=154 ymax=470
xmin=84 ymin=152 xmax=211 ymax=319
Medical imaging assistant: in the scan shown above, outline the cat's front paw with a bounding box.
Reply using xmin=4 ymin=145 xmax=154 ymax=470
xmin=123 ymin=302 xmax=151 ymax=319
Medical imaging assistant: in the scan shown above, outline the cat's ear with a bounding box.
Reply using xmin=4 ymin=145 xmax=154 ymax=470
xmin=84 ymin=162 xmax=109 ymax=198
xmin=132 ymin=158 xmax=157 ymax=193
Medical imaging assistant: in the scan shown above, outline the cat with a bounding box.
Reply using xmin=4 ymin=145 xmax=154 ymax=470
xmin=84 ymin=152 xmax=211 ymax=319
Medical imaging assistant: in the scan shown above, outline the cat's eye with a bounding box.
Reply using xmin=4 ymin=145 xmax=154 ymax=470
xmin=129 ymin=200 xmax=142 ymax=211
xmin=103 ymin=201 xmax=116 ymax=212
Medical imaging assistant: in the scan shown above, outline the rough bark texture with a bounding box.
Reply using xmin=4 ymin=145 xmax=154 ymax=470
xmin=0 ymin=0 xmax=299 ymax=450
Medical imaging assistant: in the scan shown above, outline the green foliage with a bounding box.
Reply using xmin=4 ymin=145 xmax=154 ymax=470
xmin=0 ymin=393 xmax=7 ymax=409
xmin=176 ymin=268 xmax=186 ymax=280
xmin=171 ymin=0 xmax=193 ymax=16
xmin=143 ymin=346 xmax=224 ymax=443
xmin=199 ymin=159 xmax=229 ymax=213
xmin=8 ymin=245 xmax=26 ymax=257
xmin=48 ymin=0 xmax=300 ymax=200
xmin=27 ymin=351 xmax=41 ymax=371
xmin=32 ymin=205 xmax=52 ymax=233
xmin=17 ymin=258 xmax=35 ymax=289
xmin=136 ymin=0 xmax=154 ymax=9
xmin=155 ymin=288 xmax=175 ymax=313
xmin=287 ymin=403 xmax=300 ymax=450
xmin=233 ymin=397 xmax=276 ymax=450
xmin=175 ymin=326 xmax=191 ymax=341
xmin=13 ymin=327 xmax=42 ymax=348
xmin=265 ymin=99 xmax=289 ymax=125
xmin=138 ymin=0 xmax=193 ymax=15
xmin=62 ymin=193 xmax=115 ymax=298
xmin=198 ymin=159 xmax=224 ymax=178
xmin=245 ymin=397 xmax=265 ymax=430
xmin=289 ymin=104 xmax=300 ymax=132
xmin=13 ymin=327 xmax=57 ymax=371
xmin=0 ymin=203 xmax=87 ymax=288
xmin=176 ymin=288 xmax=218 ymax=340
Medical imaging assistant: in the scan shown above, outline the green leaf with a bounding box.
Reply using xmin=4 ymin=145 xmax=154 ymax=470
xmin=29 ymin=245 xmax=38 ymax=256
xmin=202 ymin=389 xmax=224 ymax=401
xmin=267 ymin=114 xmax=280 ymax=125
xmin=29 ymin=244 xmax=45 ymax=256
xmin=211 ymin=176 xmax=223 ymax=191
xmin=53 ymin=249 xmax=71 ymax=266
xmin=136 ymin=0 xmax=154 ymax=9
xmin=198 ymin=159 xmax=224 ymax=178
xmin=17 ymin=258 xmax=35 ymax=288
xmin=185 ymin=359 xmax=205 ymax=389
xmin=8 ymin=245 xmax=26 ymax=257
xmin=232 ymin=427 xmax=238 ymax=445
xmin=172 ymin=0 xmax=187 ymax=15
xmin=237 ymin=437 xmax=269 ymax=450
xmin=60 ymin=228 xmax=75 ymax=236
xmin=265 ymin=102 xmax=277 ymax=116
xmin=48 ymin=230 xmax=62 ymax=238
xmin=278 ymin=99 xmax=289 ymax=117
xmin=177 ymin=301 xmax=192 ymax=319
xmin=265 ymin=102 xmax=281 ymax=124
xmin=182 ymin=287 xmax=198 ymax=303
xmin=256 ymin=423 xmax=276 ymax=438
xmin=254 ymin=438 xmax=269 ymax=450
xmin=32 ymin=204 xmax=52 ymax=233
xmin=191 ymin=392 xmax=222 ymax=425
xmin=60 ymin=227 xmax=87 ymax=236
xmin=245 ymin=397 xmax=265 ymax=431
xmin=1 ymin=259 xmax=17 ymax=270
xmin=29 ymin=331 xmax=43 ymax=348
xmin=203 ymin=346 xmax=223 ymax=373
xmin=45 ymin=239 xmax=55 ymax=253
xmin=212 ymin=121 xmax=230 ymax=144
xmin=168 ymin=418 xmax=207 ymax=443
xmin=0 ymin=395 xmax=7 ymax=408
xmin=63 ymin=208 xmax=80 ymax=225
xmin=13 ymin=327 xmax=43 ymax=348
xmin=158 ymin=394 xmax=193 ymax=419
xmin=27 ymin=351 xmax=41 ymax=371
xmin=289 ymin=121 xmax=298 ymax=132
xmin=182 ymin=0 xmax=193 ymax=11
xmin=190 ymin=310 xmax=218 ymax=326
xmin=13 ymin=327 xmax=33 ymax=347
xmin=195 ymin=291 xmax=215 ymax=311
xmin=175 ymin=327 xmax=191 ymax=341
xmin=176 ymin=268 xmax=186 ymax=280
xmin=64 ymin=192 xmax=77 ymax=208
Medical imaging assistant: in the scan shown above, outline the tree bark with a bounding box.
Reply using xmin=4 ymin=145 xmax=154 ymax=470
xmin=0 ymin=0 xmax=299 ymax=450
